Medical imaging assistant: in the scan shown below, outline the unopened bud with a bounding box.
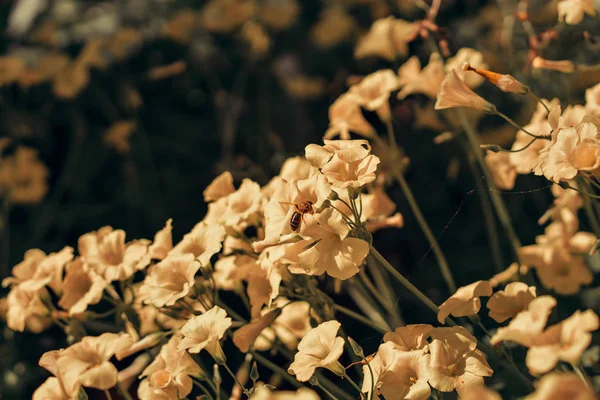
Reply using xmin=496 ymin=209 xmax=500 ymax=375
xmin=213 ymin=364 xmax=222 ymax=386
xmin=462 ymin=63 xmax=529 ymax=95
xmin=590 ymin=239 xmax=600 ymax=255
xmin=348 ymin=336 xmax=365 ymax=358
xmin=309 ymin=375 xmax=319 ymax=386
xmin=327 ymin=190 xmax=339 ymax=201
xmin=250 ymin=361 xmax=259 ymax=383
xmin=532 ymin=57 xmax=575 ymax=73
xmin=348 ymin=187 xmax=360 ymax=200
xmin=480 ymin=144 xmax=502 ymax=153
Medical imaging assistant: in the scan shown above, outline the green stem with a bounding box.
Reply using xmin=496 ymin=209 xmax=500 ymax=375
xmin=343 ymin=372 xmax=365 ymax=399
xmin=116 ymin=382 xmax=133 ymax=400
xmin=193 ymin=379 xmax=216 ymax=400
xmin=579 ymin=178 xmax=600 ymax=237
xmin=334 ymin=304 xmax=388 ymax=334
xmin=250 ymin=351 xmax=303 ymax=389
xmin=360 ymin=263 xmax=404 ymax=326
xmin=314 ymin=382 xmax=341 ymax=400
xmin=369 ymin=246 xmax=457 ymax=326
xmin=390 ymin=167 xmax=457 ymax=293
xmin=363 ymin=356 xmax=375 ymax=400
xmin=494 ymin=110 xmax=549 ymax=140
xmin=219 ymin=362 xmax=247 ymax=394
xmin=103 ymin=389 xmax=113 ymax=400
xmin=572 ymin=363 xmax=593 ymax=389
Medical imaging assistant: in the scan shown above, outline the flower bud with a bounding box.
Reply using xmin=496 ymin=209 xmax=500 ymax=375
xmin=532 ymin=57 xmax=575 ymax=73
xmin=462 ymin=62 xmax=529 ymax=95
xmin=347 ymin=336 xmax=365 ymax=358
xmin=480 ymin=144 xmax=502 ymax=153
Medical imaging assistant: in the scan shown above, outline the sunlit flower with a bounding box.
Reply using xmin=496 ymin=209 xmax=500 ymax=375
xmin=361 ymin=186 xmax=404 ymax=232
xmin=349 ymin=69 xmax=400 ymax=123
xmin=288 ymin=320 xmax=345 ymax=382
xmin=526 ymin=310 xmax=599 ymax=374
xmin=32 ymin=377 xmax=69 ymax=400
xmin=0 ymin=146 xmax=49 ymax=204
xmin=247 ymin=267 xmax=275 ymax=318
xmin=138 ymin=335 xmax=204 ymax=400
xmin=524 ymin=372 xmax=596 ymax=400
xmin=3 ymin=247 xmax=73 ymax=293
xmin=437 ymin=280 xmax=493 ymax=323
xmin=220 ymin=179 xmax=266 ymax=230
xmin=461 ymin=385 xmax=502 ymax=400
xmin=485 ymin=151 xmax=517 ymax=190
xmin=283 ymin=208 xmax=370 ymax=279
xmin=116 ymin=332 xmax=163 ymax=361
xmin=445 ymin=48 xmax=489 ymax=88
xmin=58 ymin=258 xmax=108 ymax=315
xmin=585 ymin=82 xmax=600 ymax=114
xmin=490 ymin=296 xmax=557 ymax=347
xmin=383 ymin=324 xmax=433 ymax=351
xmin=380 ymin=350 xmax=433 ymax=400
xmin=305 ymin=139 xmax=380 ymax=188
xmin=6 ymin=286 xmax=51 ymax=333
xmin=148 ymin=218 xmax=173 ymax=260
xmin=213 ymin=254 xmax=255 ymax=291
xmin=138 ymin=254 xmax=201 ymax=308
xmin=178 ymin=306 xmax=232 ymax=363
xmin=51 ymin=333 xmax=134 ymax=396
xmin=557 ymin=0 xmax=597 ymax=25
xmin=324 ymin=93 xmax=376 ymax=140
xmin=250 ymin=386 xmax=320 ymax=399
xmin=397 ymin=54 xmax=445 ymax=100
xmin=170 ymin=221 xmax=225 ymax=266
xmin=434 ymin=70 xmax=495 ymax=112
xmin=254 ymin=299 xmax=312 ymax=351
xmin=103 ymin=121 xmax=136 ymax=154
xmin=233 ymin=308 xmax=282 ymax=353
xmin=428 ymin=339 xmax=493 ymax=395
xmin=487 ymin=282 xmax=536 ymax=323
xmin=78 ymin=226 xmax=151 ymax=281
xmin=429 ymin=326 xmax=478 ymax=352
xmin=311 ymin=6 xmax=356 ymax=49
xmin=354 ymin=16 xmax=418 ymax=61
xmin=259 ymin=0 xmax=300 ymax=31
xmin=204 ymin=171 xmax=235 ymax=202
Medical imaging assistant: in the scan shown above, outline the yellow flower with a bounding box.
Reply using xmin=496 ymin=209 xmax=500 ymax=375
xmin=434 ymin=70 xmax=495 ymax=112
xmin=437 ymin=280 xmax=493 ymax=323
xmin=178 ymin=306 xmax=232 ymax=363
xmin=486 ymin=282 xmax=536 ymax=323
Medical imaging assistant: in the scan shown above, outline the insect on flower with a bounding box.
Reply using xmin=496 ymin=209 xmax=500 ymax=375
xmin=282 ymin=201 xmax=314 ymax=231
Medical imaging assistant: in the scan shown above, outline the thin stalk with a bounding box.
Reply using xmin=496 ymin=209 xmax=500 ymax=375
xmin=579 ymin=178 xmax=600 ymax=237
xmin=334 ymin=304 xmax=388 ymax=334
xmin=193 ymin=380 xmax=216 ymax=400
xmin=363 ymin=356 xmax=375 ymax=400
xmin=494 ymin=110 xmax=549 ymax=140
xmin=529 ymin=92 xmax=551 ymax=114
xmin=572 ymin=364 xmax=593 ymax=389
xmin=314 ymin=382 xmax=341 ymax=400
xmin=346 ymin=283 xmax=392 ymax=331
xmin=103 ymin=390 xmax=113 ymax=400
xmin=116 ymin=382 xmax=133 ymax=400
xmin=219 ymin=362 xmax=248 ymax=394
xmin=457 ymin=110 xmax=523 ymax=265
xmin=343 ymin=372 xmax=365 ymax=399
xmin=391 ymin=167 xmax=457 ymax=293
xmin=370 ymin=246 xmax=457 ymax=326
xmin=359 ymin=265 xmax=404 ymax=326
xmin=250 ymin=351 xmax=303 ymax=388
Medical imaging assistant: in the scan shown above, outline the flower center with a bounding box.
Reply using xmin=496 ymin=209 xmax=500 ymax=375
xmin=409 ymin=376 xmax=418 ymax=386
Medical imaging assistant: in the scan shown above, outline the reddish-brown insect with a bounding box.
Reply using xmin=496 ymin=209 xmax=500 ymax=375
xmin=285 ymin=201 xmax=314 ymax=231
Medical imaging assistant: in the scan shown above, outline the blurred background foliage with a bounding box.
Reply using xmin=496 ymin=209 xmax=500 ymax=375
xmin=0 ymin=0 xmax=599 ymax=398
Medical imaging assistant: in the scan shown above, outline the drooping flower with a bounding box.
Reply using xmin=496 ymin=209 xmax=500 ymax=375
xmin=288 ymin=320 xmax=345 ymax=382
xmin=383 ymin=324 xmax=433 ymax=351
xmin=324 ymin=93 xmax=376 ymax=140
xmin=138 ymin=335 xmax=204 ymax=400
xmin=434 ymin=70 xmax=496 ymax=112
xmin=58 ymin=258 xmax=108 ymax=315
xmin=524 ymin=372 xmax=596 ymax=400
xmin=305 ymin=139 xmax=381 ymax=188
xmin=178 ymin=306 xmax=232 ymax=363
xmin=445 ymin=48 xmax=489 ymax=89
xmin=490 ymin=296 xmax=557 ymax=347
xmin=170 ymin=222 xmax=225 ymax=266
xmin=78 ymin=226 xmax=151 ymax=282
xmin=437 ymin=280 xmax=493 ymax=323
xmin=148 ymin=218 xmax=173 ymax=261
xmin=486 ymin=282 xmax=537 ymax=323
xmin=397 ymin=54 xmax=445 ymax=99
xmin=137 ymin=254 xmax=201 ymax=308
xmin=283 ymin=208 xmax=370 ymax=280
xmin=354 ymin=17 xmax=418 ymax=61
xmin=204 ymin=171 xmax=235 ymax=202
xmin=526 ymin=310 xmax=599 ymax=374
xmin=349 ymin=69 xmax=400 ymax=123
xmin=3 ymin=247 xmax=73 ymax=293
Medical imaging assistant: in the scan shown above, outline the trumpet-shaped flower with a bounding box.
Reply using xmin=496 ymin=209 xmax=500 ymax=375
xmin=445 ymin=48 xmax=489 ymax=88
xmin=379 ymin=350 xmax=433 ymax=400
xmin=283 ymin=208 xmax=370 ymax=280
xmin=485 ymin=151 xmax=517 ymax=190
xmin=170 ymin=222 xmax=225 ymax=266
xmin=137 ymin=254 xmax=201 ymax=307
xmin=354 ymin=17 xmax=418 ymax=61
xmin=349 ymin=70 xmax=400 ymax=123
xmin=2 ymin=247 xmax=73 ymax=293
xmin=32 ymin=377 xmax=69 ymax=400
xmin=397 ymin=54 xmax=445 ymax=99
xmin=325 ymin=92 xmax=376 ymax=140
xmin=148 ymin=218 xmax=173 ymax=261
xmin=383 ymin=324 xmax=433 ymax=351
xmin=288 ymin=320 xmax=345 ymax=382
xmin=178 ymin=306 xmax=232 ymax=362
xmin=6 ymin=286 xmax=51 ymax=332
xmin=486 ymin=282 xmax=537 ymax=323
xmin=524 ymin=372 xmax=596 ymax=400
xmin=78 ymin=226 xmax=151 ymax=281
xmin=526 ymin=310 xmax=599 ymax=374
xmin=437 ymin=280 xmax=493 ymax=323
xmin=58 ymin=258 xmax=108 ymax=315
xmin=434 ymin=70 xmax=495 ymax=112
xmin=203 ymin=171 xmax=235 ymax=202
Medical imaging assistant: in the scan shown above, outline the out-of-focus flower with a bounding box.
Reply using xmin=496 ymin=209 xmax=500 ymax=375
xmin=77 ymin=38 xmax=109 ymax=70
xmin=531 ymin=57 xmax=575 ymax=73
xmin=0 ymin=146 xmax=49 ymax=204
xmin=397 ymin=54 xmax=445 ymax=99
xmin=58 ymin=258 xmax=107 ymax=315
xmin=18 ymin=52 xmax=69 ymax=89
xmin=78 ymin=226 xmax=151 ymax=281
xmin=138 ymin=254 xmax=201 ymax=307
xmin=105 ymin=28 xmax=142 ymax=60
xmin=437 ymin=280 xmax=493 ymax=323
xmin=280 ymin=75 xmax=328 ymax=100
xmin=383 ymin=324 xmax=433 ymax=351
xmin=524 ymin=372 xmax=596 ymax=400
xmin=52 ymin=61 xmax=90 ymax=99
xmin=349 ymin=69 xmax=399 ymax=123
xmin=48 ymin=333 xmax=134 ymax=396
xmin=445 ymin=48 xmax=489 ymax=88
xmin=170 ymin=221 xmax=225 ymax=266
xmin=487 ymin=282 xmax=536 ymax=323
xmin=216 ymin=179 xmax=265 ymax=230
xmin=305 ymin=139 xmax=380 ymax=188
xmin=354 ymin=16 xmax=418 ymax=61
xmin=324 ymin=93 xmax=376 ymax=140
xmin=526 ymin=310 xmax=599 ymax=374
xmin=485 ymin=151 xmax=517 ymax=190
xmin=259 ymin=0 xmax=300 ymax=31
xmin=241 ymin=22 xmax=271 ymax=59
xmin=254 ymin=299 xmax=312 ymax=351
xmin=461 ymin=385 xmax=502 ymax=400
xmin=435 ymin=70 xmax=496 ymax=112
xmin=163 ymin=10 xmax=199 ymax=43
xmin=138 ymin=335 xmax=204 ymax=400
xmin=585 ymin=82 xmax=600 ymax=114
xmin=6 ymin=286 xmax=51 ymax=332
xmin=428 ymin=339 xmax=493 ymax=396
xmin=103 ymin=121 xmax=136 ymax=154
xmin=233 ymin=308 xmax=282 ymax=353
xmin=557 ymin=0 xmax=597 ymax=25
xmin=200 ymin=0 xmax=256 ymax=33
xmin=288 ymin=320 xmax=345 ymax=382
xmin=148 ymin=218 xmax=173 ymax=261
xmin=250 ymin=386 xmax=320 ymax=399
xmin=311 ymin=6 xmax=356 ymax=49
xmin=283 ymin=208 xmax=370 ymax=279
xmin=32 ymin=377 xmax=69 ymax=400
xmin=178 ymin=306 xmax=232 ymax=362
xmin=490 ymin=296 xmax=556 ymax=347
xmin=204 ymin=171 xmax=235 ymax=202
xmin=3 ymin=247 xmax=73 ymax=293
xmin=0 ymin=56 xmax=25 ymax=86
